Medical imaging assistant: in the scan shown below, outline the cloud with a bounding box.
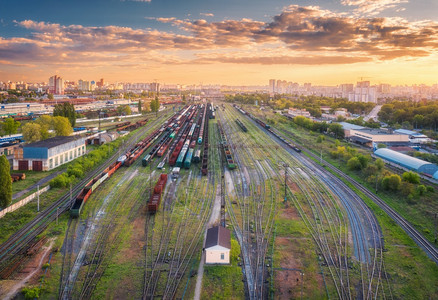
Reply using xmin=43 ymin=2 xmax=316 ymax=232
xmin=0 ymin=5 xmax=437 ymax=70
xmin=200 ymin=13 xmax=214 ymax=17
xmin=341 ymin=0 xmax=408 ymax=16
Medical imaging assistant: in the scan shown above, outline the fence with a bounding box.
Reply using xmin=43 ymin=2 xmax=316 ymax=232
xmin=0 ymin=185 xmax=50 ymax=219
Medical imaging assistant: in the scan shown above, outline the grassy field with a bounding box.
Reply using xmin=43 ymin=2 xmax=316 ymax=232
xmin=243 ymin=105 xmax=438 ymax=298
xmin=201 ymin=238 xmax=244 ymax=299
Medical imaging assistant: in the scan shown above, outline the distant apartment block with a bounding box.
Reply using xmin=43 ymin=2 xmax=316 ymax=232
xmin=287 ymin=108 xmax=311 ymax=118
xmin=49 ymin=75 xmax=64 ymax=95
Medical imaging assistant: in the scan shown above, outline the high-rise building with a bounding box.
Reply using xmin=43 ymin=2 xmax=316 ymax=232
xmin=269 ymin=79 xmax=276 ymax=94
xmin=78 ymin=79 xmax=90 ymax=91
xmin=97 ymin=78 xmax=104 ymax=88
xmin=48 ymin=75 xmax=64 ymax=95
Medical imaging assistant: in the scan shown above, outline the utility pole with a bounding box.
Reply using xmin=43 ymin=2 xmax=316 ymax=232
xmin=70 ymin=182 xmax=73 ymax=207
xmin=320 ymin=147 xmax=323 ymax=165
xmin=435 ymin=212 xmax=437 ymax=244
xmin=283 ymin=163 xmax=289 ymax=203
xmin=37 ymin=184 xmax=40 ymax=212
xmin=220 ymin=139 xmax=226 ymax=227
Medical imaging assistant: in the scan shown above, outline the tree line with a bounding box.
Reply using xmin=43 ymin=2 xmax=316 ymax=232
xmin=378 ymin=100 xmax=438 ymax=131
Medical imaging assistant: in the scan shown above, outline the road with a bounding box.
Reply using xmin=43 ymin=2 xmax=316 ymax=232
xmin=364 ymin=105 xmax=382 ymax=122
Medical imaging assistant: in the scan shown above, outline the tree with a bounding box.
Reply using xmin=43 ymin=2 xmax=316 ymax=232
xmin=117 ymin=105 xmax=131 ymax=116
xmin=138 ymin=99 xmax=142 ymax=114
xmin=52 ymin=116 xmax=73 ymax=136
xmin=328 ymin=123 xmax=344 ymax=139
xmin=22 ymin=123 xmax=42 ymax=142
xmin=416 ymin=185 xmax=427 ymax=196
xmin=375 ymin=158 xmax=384 ymax=171
xmin=377 ymin=143 xmax=386 ymax=149
xmin=402 ymin=171 xmax=420 ymax=184
xmin=53 ymin=102 xmax=76 ymax=127
xmin=1 ymin=118 xmax=21 ymax=135
xmin=347 ymin=157 xmax=362 ymax=170
xmin=36 ymin=115 xmax=53 ymax=139
xmin=150 ymin=96 xmax=160 ymax=115
xmin=48 ymin=93 xmax=54 ymax=100
xmin=0 ymin=155 xmax=12 ymax=208
xmin=316 ymin=135 xmax=325 ymax=143
xmin=382 ymin=174 xmax=401 ymax=191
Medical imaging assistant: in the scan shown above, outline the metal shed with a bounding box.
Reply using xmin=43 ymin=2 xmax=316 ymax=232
xmin=374 ymin=148 xmax=438 ymax=176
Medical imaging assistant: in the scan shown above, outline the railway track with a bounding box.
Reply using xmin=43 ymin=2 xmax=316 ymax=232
xmin=230 ymin=104 xmax=392 ymax=299
xmin=0 ymin=113 xmax=170 ymax=277
xmin=142 ymin=113 xmax=218 ymax=299
xmin=274 ymin=124 xmax=438 ymax=265
xmin=219 ymin=107 xmax=277 ymax=299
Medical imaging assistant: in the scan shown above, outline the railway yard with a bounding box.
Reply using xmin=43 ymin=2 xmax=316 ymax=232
xmin=0 ymin=102 xmax=437 ymax=299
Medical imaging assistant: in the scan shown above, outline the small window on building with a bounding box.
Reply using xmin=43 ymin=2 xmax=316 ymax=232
xmin=70 ymin=151 xmax=72 ymax=160
xmin=55 ymin=156 xmax=59 ymax=166
xmin=49 ymin=158 xmax=53 ymax=169
xmin=64 ymin=153 xmax=67 ymax=162
xmin=221 ymin=253 xmax=224 ymax=260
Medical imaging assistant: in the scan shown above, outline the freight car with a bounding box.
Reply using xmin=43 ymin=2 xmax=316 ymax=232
xmin=235 ymin=119 xmax=248 ymax=132
xmin=148 ymin=173 xmax=168 ymax=213
xmin=70 ymin=160 xmax=121 ymax=217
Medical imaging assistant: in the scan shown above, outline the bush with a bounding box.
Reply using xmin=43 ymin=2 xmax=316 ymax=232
xmin=416 ymin=185 xmax=427 ymax=196
xmin=347 ymin=157 xmax=362 ymax=170
xmin=426 ymin=186 xmax=435 ymax=193
xmin=316 ymin=135 xmax=325 ymax=143
xmin=402 ymin=171 xmax=420 ymax=184
xmin=382 ymin=174 xmax=401 ymax=191
xmin=22 ymin=286 xmax=41 ymax=299
xmin=50 ymin=173 xmax=74 ymax=188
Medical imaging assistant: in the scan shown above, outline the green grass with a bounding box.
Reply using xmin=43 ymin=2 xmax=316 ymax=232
xmin=201 ymin=238 xmax=244 ymax=299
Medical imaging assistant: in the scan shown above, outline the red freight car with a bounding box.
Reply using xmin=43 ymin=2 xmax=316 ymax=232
xmin=148 ymin=173 xmax=168 ymax=213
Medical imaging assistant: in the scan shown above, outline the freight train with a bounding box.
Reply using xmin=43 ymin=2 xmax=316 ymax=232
xmin=148 ymin=173 xmax=168 ymax=213
xmin=234 ymin=105 xmax=302 ymax=154
xmin=235 ymin=119 xmax=248 ymax=132
xmin=70 ymin=112 xmax=177 ymax=217
xmin=70 ymin=160 xmax=122 ymax=217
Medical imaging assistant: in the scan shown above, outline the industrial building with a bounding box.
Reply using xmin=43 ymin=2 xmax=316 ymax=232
xmin=13 ymin=136 xmax=87 ymax=171
xmin=204 ymin=226 xmax=231 ymax=264
xmin=394 ymin=129 xmax=433 ymax=144
xmin=374 ymin=148 xmax=438 ymax=179
xmin=347 ymin=128 xmax=410 ymax=147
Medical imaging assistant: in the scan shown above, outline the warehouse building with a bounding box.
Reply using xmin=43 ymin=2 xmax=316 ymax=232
xmin=374 ymin=148 xmax=438 ymax=179
xmin=348 ymin=128 xmax=409 ymax=147
xmin=204 ymin=226 xmax=231 ymax=264
xmin=13 ymin=136 xmax=87 ymax=171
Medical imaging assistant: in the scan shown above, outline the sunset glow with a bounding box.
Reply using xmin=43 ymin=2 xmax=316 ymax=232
xmin=1 ymin=0 xmax=437 ymax=85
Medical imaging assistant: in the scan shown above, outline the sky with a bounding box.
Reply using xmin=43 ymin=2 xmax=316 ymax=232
xmin=0 ymin=0 xmax=437 ymax=85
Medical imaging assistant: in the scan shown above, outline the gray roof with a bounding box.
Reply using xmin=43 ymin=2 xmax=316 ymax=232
xmin=374 ymin=148 xmax=438 ymax=175
xmin=24 ymin=136 xmax=82 ymax=149
xmin=339 ymin=122 xmax=364 ymax=131
xmin=205 ymin=226 xmax=231 ymax=249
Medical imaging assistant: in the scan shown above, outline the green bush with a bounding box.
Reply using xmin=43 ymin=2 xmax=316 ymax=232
xmin=402 ymin=171 xmax=420 ymax=184
xmin=347 ymin=157 xmax=362 ymax=170
xmin=382 ymin=174 xmax=401 ymax=191
xmin=416 ymin=185 xmax=427 ymax=196
xmin=22 ymin=286 xmax=41 ymax=299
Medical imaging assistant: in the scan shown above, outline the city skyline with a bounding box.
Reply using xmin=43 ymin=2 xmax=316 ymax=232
xmin=0 ymin=0 xmax=437 ymax=85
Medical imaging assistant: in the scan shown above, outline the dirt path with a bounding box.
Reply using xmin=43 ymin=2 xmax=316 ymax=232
xmin=12 ymin=170 xmax=64 ymax=200
xmin=3 ymin=240 xmax=54 ymax=300
xmin=193 ymin=183 xmax=221 ymax=300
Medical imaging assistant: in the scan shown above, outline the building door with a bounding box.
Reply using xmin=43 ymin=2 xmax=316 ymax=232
xmin=32 ymin=160 xmax=43 ymax=171
xmin=18 ymin=160 xmax=29 ymax=171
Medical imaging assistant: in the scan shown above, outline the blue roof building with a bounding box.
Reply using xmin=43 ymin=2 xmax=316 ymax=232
xmin=374 ymin=148 xmax=438 ymax=176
